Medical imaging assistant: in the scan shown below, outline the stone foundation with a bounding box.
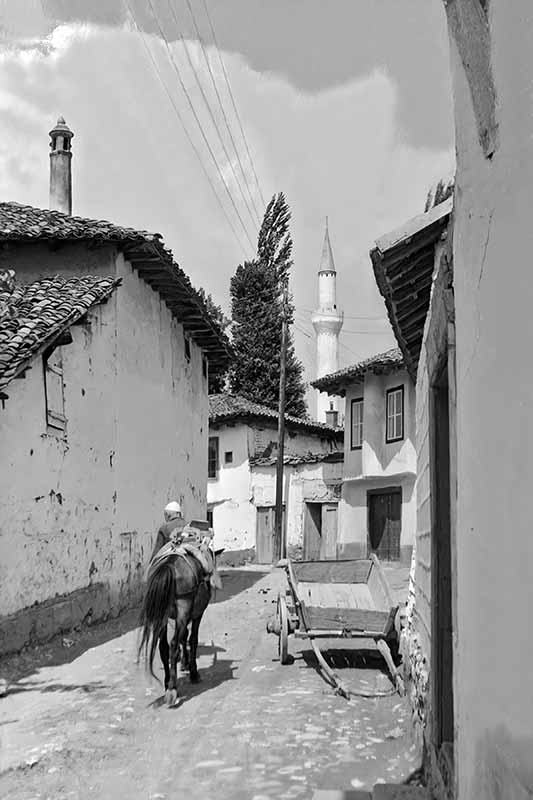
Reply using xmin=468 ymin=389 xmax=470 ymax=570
xmin=0 ymin=578 xmax=144 ymax=657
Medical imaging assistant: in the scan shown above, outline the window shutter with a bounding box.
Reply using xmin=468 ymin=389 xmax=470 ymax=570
xmin=45 ymin=347 xmax=66 ymax=431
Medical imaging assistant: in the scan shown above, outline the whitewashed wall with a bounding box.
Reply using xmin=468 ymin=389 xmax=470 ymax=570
xmin=446 ymin=2 xmax=533 ymax=797
xmin=337 ymin=368 xmax=416 ymax=559
xmin=0 ymin=245 xmax=208 ymax=652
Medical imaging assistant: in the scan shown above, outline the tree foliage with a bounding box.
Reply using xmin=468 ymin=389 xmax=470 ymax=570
xmin=424 ymin=177 xmax=455 ymax=212
xmin=228 ymin=193 xmax=307 ymax=417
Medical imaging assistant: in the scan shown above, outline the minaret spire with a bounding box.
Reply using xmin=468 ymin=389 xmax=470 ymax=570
xmin=312 ymin=218 xmax=344 ymax=423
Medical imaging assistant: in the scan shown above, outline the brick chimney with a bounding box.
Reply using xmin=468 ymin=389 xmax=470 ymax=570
xmin=325 ymin=402 xmax=339 ymax=428
xmin=49 ymin=116 xmax=73 ymax=215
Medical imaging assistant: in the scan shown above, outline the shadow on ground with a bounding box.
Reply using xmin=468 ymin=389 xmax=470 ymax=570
xmin=0 ymin=569 xmax=267 ymax=686
xmin=0 ymin=607 xmax=142 ymax=684
xmin=211 ymin=568 xmax=270 ymax=603
xmin=148 ymin=642 xmax=239 ymax=710
xmin=5 ymin=680 xmax=110 ymax=696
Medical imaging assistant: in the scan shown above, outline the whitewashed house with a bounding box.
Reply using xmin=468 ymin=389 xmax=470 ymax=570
xmin=372 ymin=0 xmax=533 ymax=787
xmin=207 ymin=394 xmax=343 ymax=563
xmin=0 ymin=119 xmax=227 ymax=655
xmin=312 ymin=348 xmax=416 ymax=563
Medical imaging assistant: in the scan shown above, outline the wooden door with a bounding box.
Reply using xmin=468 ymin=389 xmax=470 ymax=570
xmin=256 ymin=506 xmax=274 ymax=564
xmin=320 ymin=503 xmax=338 ymax=560
xmin=303 ymin=503 xmax=322 ymax=560
xmin=256 ymin=506 xmax=286 ymax=564
xmin=368 ymin=490 xmax=401 ymax=561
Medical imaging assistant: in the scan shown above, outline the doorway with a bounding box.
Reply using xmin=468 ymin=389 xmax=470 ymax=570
xmin=431 ymin=359 xmax=455 ymax=782
xmin=303 ymin=502 xmax=338 ymax=560
xmin=367 ymin=488 xmax=402 ymax=561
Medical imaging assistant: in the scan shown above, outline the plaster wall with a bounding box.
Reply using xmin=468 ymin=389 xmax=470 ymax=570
xmin=207 ymin=421 xmax=342 ymax=554
xmin=207 ymin=423 xmax=256 ymax=552
xmin=0 ymin=247 xmax=208 ymax=652
xmin=336 ymin=369 xmax=416 ymax=560
xmin=446 ymin=2 xmax=533 ymax=796
xmin=337 ymin=475 xmax=416 ymax=562
xmin=343 ymin=370 xmax=416 ymax=481
xmin=251 ymin=460 xmax=343 ymax=551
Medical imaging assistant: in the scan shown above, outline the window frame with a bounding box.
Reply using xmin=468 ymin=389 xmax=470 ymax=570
xmin=208 ymin=436 xmax=219 ymax=479
xmin=350 ymin=397 xmax=364 ymax=450
xmin=386 ymin=385 xmax=405 ymax=444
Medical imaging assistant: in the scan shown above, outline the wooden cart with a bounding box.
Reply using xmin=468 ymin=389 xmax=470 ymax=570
xmin=266 ymin=554 xmax=405 ymax=697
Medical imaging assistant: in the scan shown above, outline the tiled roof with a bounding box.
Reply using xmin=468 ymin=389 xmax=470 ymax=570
xmin=0 ymin=275 xmax=119 ymax=392
xmin=209 ymin=393 xmax=342 ymax=438
xmin=371 ymin=198 xmax=452 ymax=382
xmin=0 ymin=203 xmax=229 ymax=368
xmin=250 ymin=450 xmax=344 ymax=468
xmin=311 ymin=348 xmax=404 ymax=396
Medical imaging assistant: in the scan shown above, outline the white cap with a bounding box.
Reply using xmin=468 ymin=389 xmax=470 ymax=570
xmin=164 ymin=501 xmax=182 ymax=520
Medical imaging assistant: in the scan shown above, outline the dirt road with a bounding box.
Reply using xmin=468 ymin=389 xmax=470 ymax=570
xmin=0 ymin=566 xmax=421 ymax=799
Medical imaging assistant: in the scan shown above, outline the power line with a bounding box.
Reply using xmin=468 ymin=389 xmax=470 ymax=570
xmin=165 ymin=0 xmax=260 ymax=231
xmin=123 ymin=0 xmax=249 ymax=258
xmin=145 ymin=0 xmax=256 ymax=253
xmin=200 ymin=0 xmax=266 ymax=209
xmin=182 ymin=0 xmax=263 ymax=226
xmin=298 ymin=306 xmax=387 ymax=322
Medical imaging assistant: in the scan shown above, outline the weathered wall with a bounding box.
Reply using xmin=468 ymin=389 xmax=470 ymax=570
xmin=0 ymin=245 xmax=208 ymax=653
xmin=251 ymin=460 xmax=343 ymax=550
xmin=338 ymin=369 xmax=416 ymax=560
xmin=446 ymin=2 xmax=533 ymax=797
xmin=207 ymin=423 xmax=256 ymax=552
xmin=207 ymin=420 xmax=342 ymax=554
xmin=401 ymin=241 xmax=453 ymax=778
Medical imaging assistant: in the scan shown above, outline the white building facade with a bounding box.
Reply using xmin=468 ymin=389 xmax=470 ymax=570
xmin=207 ymin=394 xmax=343 ymax=563
xmin=312 ymin=349 xmax=416 ymax=564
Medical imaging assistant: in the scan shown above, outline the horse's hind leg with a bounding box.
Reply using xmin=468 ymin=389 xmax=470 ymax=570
xmin=166 ymin=605 xmax=190 ymax=707
xmin=181 ymin=630 xmax=190 ymax=671
xmin=158 ymin=626 xmax=170 ymax=690
xmin=188 ymin=616 xmax=202 ymax=683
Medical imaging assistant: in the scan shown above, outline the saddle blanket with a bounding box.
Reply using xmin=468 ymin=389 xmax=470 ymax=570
xmin=146 ymin=539 xmax=222 ymax=590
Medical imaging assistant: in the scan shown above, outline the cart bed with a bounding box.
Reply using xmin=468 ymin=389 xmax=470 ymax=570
xmin=289 ymin=557 xmax=397 ymax=636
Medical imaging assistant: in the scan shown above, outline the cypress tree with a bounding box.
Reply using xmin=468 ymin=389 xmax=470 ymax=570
xmin=228 ymin=193 xmax=307 ymax=417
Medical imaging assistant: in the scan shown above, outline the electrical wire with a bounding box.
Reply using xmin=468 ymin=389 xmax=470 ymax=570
xmin=123 ymin=0 xmax=249 ymax=258
xmin=182 ymin=0 xmax=263 ymax=225
xmin=145 ymin=0 xmax=256 ymax=253
xmin=200 ymin=0 xmax=266 ymax=208
xmin=165 ymin=0 xmax=260 ymax=231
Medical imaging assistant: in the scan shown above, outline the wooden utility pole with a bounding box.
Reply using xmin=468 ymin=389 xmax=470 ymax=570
xmin=274 ymin=282 xmax=288 ymax=562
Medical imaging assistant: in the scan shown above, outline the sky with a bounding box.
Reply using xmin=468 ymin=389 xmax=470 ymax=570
xmin=0 ymin=0 xmax=455 ymax=407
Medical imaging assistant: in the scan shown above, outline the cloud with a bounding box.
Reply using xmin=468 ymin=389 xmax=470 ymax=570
xmin=0 ymin=22 xmax=454 ymax=410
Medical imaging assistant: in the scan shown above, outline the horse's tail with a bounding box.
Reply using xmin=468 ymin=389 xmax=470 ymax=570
xmin=138 ymin=560 xmax=176 ymax=680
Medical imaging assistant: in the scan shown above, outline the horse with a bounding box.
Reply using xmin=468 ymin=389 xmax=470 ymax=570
xmin=138 ymin=546 xmax=222 ymax=706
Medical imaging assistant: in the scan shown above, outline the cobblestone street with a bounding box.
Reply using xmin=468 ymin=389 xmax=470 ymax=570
xmin=0 ymin=565 xmax=419 ymax=800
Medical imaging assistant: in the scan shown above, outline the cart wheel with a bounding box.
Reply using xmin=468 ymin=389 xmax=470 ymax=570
xmin=278 ymin=593 xmax=291 ymax=665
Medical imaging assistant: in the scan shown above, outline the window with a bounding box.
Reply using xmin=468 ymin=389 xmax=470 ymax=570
xmin=386 ymin=385 xmax=404 ymax=443
xmin=184 ymin=336 xmax=191 ymax=361
xmin=224 ymin=451 xmax=233 ymax=465
xmin=206 ymin=509 xmax=213 ymax=528
xmin=208 ymin=436 xmax=219 ymax=478
xmin=44 ymin=347 xmax=66 ymax=434
xmin=202 ymin=358 xmax=208 ymax=379
xmin=351 ymin=398 xmax=363 ymax=450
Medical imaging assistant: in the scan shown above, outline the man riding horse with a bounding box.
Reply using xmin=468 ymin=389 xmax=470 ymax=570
xmin=139 ymin=502 xmax=222 ymax=706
